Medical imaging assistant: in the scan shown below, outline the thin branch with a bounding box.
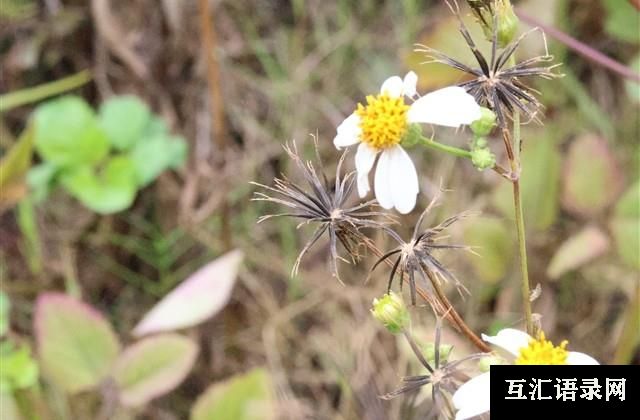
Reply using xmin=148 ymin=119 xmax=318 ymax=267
xmin=516 ymin=9 xmax=640 ymax=83
xmin=198 ymin=0 xmax=232 ymax=249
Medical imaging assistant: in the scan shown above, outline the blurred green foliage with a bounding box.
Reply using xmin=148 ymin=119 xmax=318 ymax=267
xmin=29 ymin=95 xmax=187 ymax=214
xmin=191 ymin=368 xmax=274 ymax=420
xmin=603 ymin=0 xmax=640 ymax=44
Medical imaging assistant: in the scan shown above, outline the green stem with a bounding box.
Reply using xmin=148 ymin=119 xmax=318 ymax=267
xmin=507 ymin=54 xmax=534 ymax=335
xmin=0 ymin=70 xmax=92 ymax=113
xmin=418 ymin=135 xmax=473 ymax=159
xmin=513 ymin=172 xmax=533 ymax=335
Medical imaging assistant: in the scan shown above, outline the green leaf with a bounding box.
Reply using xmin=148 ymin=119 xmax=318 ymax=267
xmin=610 ymin=180 xmax=640 ymax=269
xmin=33 ymin=96 xmax=109 ymax=167
xmin=493 ymin=131 xmax=561 ymax=230
xmin=114 ymin=334 xmax=199 ymax=407
xmin=0 ymin=343 xmax=39 ymax=392
xmin=547 ymin=226 xmax=610 ymax=279
xmin=35 ymin=293 xmax=120 ymax=393
xmin=0 ymin=70 xmax=91 ymax=113
xmin=99 ymin=96 xmax=151 ymax=151
xmin=603 ymin=0 xmax=640 ymax=43
xmin=463 ymin=217 xmax=514 ymax=284
xmin=614 ymin=179 xmax=640 ymax=219
xmin=625 ymin=54 xmax=640 ymax=104
xmin=26 ymin=163 xmax=58 ymax=203
xmin=0 ymin=292 xmax=9 ymax=337
xmin=17 ymin=198 xmax=42 ymax=274
xmin=191 ymin=368 xmax=274 ymax=420
xmin=0 ymin=126 xmax=33 ymax=192
xmin=59 ymin=155 xmax=138 ymax=214
xmin=129 ymin=124 xmax=187 ymax=187
xmin=561 ymin=135 xmax=624 ymax=218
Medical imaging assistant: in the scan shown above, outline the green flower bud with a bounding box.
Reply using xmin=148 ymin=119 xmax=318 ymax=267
xmin=423 ymin=342 xmax=454 ymax=365
xmin=371 ymin=292 xmax=410 ymax=334
xmin=495 ymin=0 xmax=519 ymax=48
xmin=400 ymin=123 xmax=423 ymax=148
xmin=478 ymin=355 xmax=506 ymax=372
xmin=470 ymin=107 xmax=497 ymax=137
xmin=471 ymin=136 xmax=488 ymax=150
xmin=471 ymin=148 xmax=496 ymax=170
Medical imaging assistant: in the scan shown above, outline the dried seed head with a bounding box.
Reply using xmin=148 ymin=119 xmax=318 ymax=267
xmin=252 ymin=140 xmax=391 ymax=281
xmin=416 ymin=2 xmax=561 ymax=128
xmin=371 ymin=190 xmax=474 ymax=305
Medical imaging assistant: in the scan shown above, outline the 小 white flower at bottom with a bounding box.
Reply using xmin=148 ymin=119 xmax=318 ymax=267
xmin=452 ymin=328 xmax=599 ymax=420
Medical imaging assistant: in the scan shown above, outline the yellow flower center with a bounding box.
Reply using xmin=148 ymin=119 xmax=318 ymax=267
xmin=515 ymin=332 xmax=569 ymax=365
xmin=356 ymin=93 xmax=409 ymax=150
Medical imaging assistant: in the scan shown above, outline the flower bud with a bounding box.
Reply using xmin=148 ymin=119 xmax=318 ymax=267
xmin=495 ymin=0 xmax=519 ymax=48
xmin=471 ymin=148 xmax=496 ymax=170
xmin=423 ymin=342 xmax=454 ymax=365
xmin=371 ymin=292 xmax=410 ymax=334
xmin=470 ymin=107 xmax=497 ymax=137
xmin=471 ymin=136 xmax=488 ymax=150
xmin=400 ymin=123 xmax=423 ymax=148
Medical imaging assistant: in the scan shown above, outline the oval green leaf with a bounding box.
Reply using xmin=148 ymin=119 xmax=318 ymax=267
xmin=34 ymin=293 xmax=120 ymax=394
xmin=493 ymin=130 xmax=561 ymax=231
xmin=464 ymin=217 xmax=514 ymax=284
xmin=59 ymin=155 xmax=138 ymax=214
xmin=561 ymin=135 xmax=624 ymax=218
xmin=610 ymin=180 xmax=640 ymax=269
xmin=191 ymin=368 xmax=274 ymax=420
xmin=99 ymin=96 xmax=151 ymax=151
xmin=34 ymin=96 xmax=109 ymax=167
xmin=114 ymin=334 xmax=199 ymax=407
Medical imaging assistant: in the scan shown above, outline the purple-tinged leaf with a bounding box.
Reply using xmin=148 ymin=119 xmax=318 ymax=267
xmin=562 ymin=135 xmax=624 ymax=218
xmin=547 ymin=226 xmax=610 ymax=279
xmin=114 ymin=334 xmax=199 ymax=407
xmin=34 ymin=293 xmax=120 ymax=393
xmin=133 ymin=250 xmax=243 ymax=337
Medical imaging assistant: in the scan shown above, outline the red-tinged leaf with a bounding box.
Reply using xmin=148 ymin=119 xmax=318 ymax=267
xmin=133 ymin=250 xmax=243 ymax=337
xmin=562 ymin=135 xmax=624 ymax=218
xmin=547 ymin=226 xmax=610 ymax=279
xmin=34 ymin=293 xmax=120 ymax=393
xmin=114 ymin=334 xmax=199 ymax=407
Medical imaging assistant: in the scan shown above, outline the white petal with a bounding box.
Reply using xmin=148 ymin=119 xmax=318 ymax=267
xmin=374 ymin=149 xmax=394 ymax=209
xmin=334 ymin=113 xmax=361 ymax=148
xmin=482 ymin=328 xmax=532 ymax=357
xmin=355 ymin=143 xmax=378 ymax=197
xmin=403 ymin=71 xmax=418 ymax=97
xmin=380 ymin=75 xmax=404 ymax=98
xmin=387 ymin=146 xmax=419 ymax=214
xmin=407 ymin=86 xmax=482 ymax=127
xmin=567 ymin=352 xmax=600 ymax=365
xmin=452 ymin=372 xmax=491 ymax=420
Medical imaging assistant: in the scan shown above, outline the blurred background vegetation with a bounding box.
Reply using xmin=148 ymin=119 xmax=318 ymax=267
xmin=0 ymin=0 xmax=638 ymax=419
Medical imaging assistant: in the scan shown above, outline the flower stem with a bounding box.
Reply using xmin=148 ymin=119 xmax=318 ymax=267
xmin=418 ymin=135 xmax=510 ymax=179
xmin=360 ymin=235 xmax=491 ymax=352
xmin=513 ymin=174 xmax=533 ymax=335
xmin=418 ymin=136 xmax=473 ymax=159
xmin=505 ymin=54 xmax=534 ymax=335
xmin=425 ymin=270 xmax=491 ymax=352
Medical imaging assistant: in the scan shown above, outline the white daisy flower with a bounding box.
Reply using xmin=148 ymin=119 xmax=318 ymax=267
xmin=452 ymin=328 xmax=599 ymax=420
xmin=333 ymin=71 xmax=481 ymax=214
